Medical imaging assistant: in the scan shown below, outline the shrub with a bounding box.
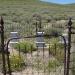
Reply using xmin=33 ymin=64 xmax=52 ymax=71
xmin=71 ymin=54 xmax=75 ymax=75
xmin=0 ymin=54 xmax=3 ymax=71
xmin=45 ymin=27 xmax=62 ymax=37
xmin=14 ymin=41 xmax=36 ymax=53
xmin=7 ymin=54 xmax=25 ymax=72
xmin=49 ymin=38 xmax=64 ymax=62
xmin=72 ymin=68 xmax=75 ymax=75
xmin=47 ymin=59 xmax=60 ymax=72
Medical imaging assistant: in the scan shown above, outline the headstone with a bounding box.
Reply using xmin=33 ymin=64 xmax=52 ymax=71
xmin=36 ymin=32 xmax=45 ymax=48
xmin=10 ymin=32 xmax=19 ymax=44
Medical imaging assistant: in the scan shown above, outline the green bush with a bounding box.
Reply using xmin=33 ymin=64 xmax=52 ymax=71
xmin=0 ymin=54 xmax=25 ymax=72
xmin=49 ymin=38 xmax=64 ymax=62
xmin=71 ymin=54 xmax=75 ymax=75
xmin=0 ymin=54 xmax=3 ymax=71
xmin=45 ymin=27 xmax=62 ymax=37
xmin=7 ymin=54 xmax=25 ymax=72
xmin=72 ymin=69 xmax=75 ymax=75
xmin=14 ymin=41 xmax=36 ymax=53
xmin=47 ymin=59 xmax=60 ymax=72
xmin=34 ymin=58 xmax=60 ymax=72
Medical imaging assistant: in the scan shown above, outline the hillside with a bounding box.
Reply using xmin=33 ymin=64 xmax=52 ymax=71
xmin=0 ymin=0 xmax=75 ymax=38
xmin=0 ymin=0 xmax=75 ymax=19
xmin=0 ymin=1 xmax=75 ymax=75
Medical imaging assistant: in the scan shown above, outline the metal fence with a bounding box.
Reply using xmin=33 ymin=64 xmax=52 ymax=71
xmin=7 ymin=37 xmax=65 ymax=75
xmin=0 ymin=16 xmax=75 ymax=75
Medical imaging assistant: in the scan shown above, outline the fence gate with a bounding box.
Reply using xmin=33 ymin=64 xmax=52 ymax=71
xmin=6 ymin=36 xmax=65 ymax=75
xmin=0 ymin=16 xmax=73 ymax=75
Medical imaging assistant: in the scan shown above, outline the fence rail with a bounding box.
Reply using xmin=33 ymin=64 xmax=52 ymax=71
xmin=0 ymin=17 xmax=75 ymax=75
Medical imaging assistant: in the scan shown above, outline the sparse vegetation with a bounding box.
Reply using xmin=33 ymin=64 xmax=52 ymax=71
xmin=49 ymin=38 xmax=64 ymax=62
xmin=0 ymin=0 xmax=74 ymax=38
xmin=0 ymin=53 xmax=2 ymax=72
xmin=71 ymin=53 xmax=75 ymax=75
xmin=47 ymin=59 xmax=60 ymax=72
xmin=45 ymin=27 xmax=62 ymax=37
xmin=14 ymin=41 xmax=36 ymax=53
xmin=8 ymin=54 xmax=25 ymax=72
xmin=0 ymin=0 xmax=75 ymax=74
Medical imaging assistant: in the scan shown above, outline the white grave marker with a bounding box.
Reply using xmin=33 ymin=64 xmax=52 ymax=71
xmin=10 ymin=32 xmax=19 ymax=44
xmin=36 ymin=32 xmax=45 ymax=48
